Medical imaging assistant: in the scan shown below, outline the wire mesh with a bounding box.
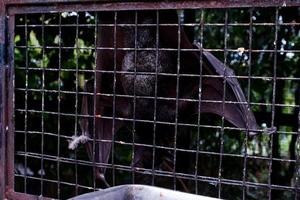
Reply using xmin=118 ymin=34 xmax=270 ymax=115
xmin=11 ymin=7 xmax=300 ymax=200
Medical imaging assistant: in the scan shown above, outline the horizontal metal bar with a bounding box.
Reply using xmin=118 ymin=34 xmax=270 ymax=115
xmin=5 ymin=0 xmax=297 ymax=6
xmin=13 ymin=22 xmax=300 ymax=28
xmin=14 ymin=66 xmax=300 ymax=81
xmin=16 ymin=150 xmax=297 ymax=186
xmin=6 ymin=0 xmax=300 ymax=15
xmin=15 ymin=108 xmax=254 ymax=132
xmin=6 ymin=190 xmax=53 ymax=200
xmin=14 ymin=87 xmax=300 ymax=109
xmin=14 ymin=151 xmax=300 ymax=193
xmin=13 ymin=45 xmax=300 ymax=54
xmin=14 ymin=174 xmax=96 ymax=191
xmin=5 ymin=0 xmax=300 ymax=7
xmin=14 ymin=108 xmax=293 ymax=135
xmin=15 ymin=143 xmax=298 ymax=163
xmin=15 ymin=127 xmax=299 ymax=137
xmin=14 ymin=108 xmax=300 ymax=135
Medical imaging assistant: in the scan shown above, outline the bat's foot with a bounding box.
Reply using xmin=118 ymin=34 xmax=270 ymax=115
xmin=264 ymin=127 xmax=277 ymax=134
xmin=248 ymin=126 xmax=277 ymax=135
xmin=96 ymin=172 xmax=111 ymax=188
xmin=249 ymin=131 xmax=258 ymax=135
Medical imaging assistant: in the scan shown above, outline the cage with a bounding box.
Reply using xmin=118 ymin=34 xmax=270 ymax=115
xmin=0 ymin=0 xmax=300 ymax=199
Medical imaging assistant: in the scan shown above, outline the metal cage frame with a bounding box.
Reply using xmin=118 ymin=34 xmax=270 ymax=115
xmin=1 ymin=0 xmax=300 ymax=199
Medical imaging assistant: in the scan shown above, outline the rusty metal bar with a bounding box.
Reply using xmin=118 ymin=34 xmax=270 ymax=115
xmin=6 ymin=0 xmax=300 ymax=15
xmin=6 ymin=190 xmax=53 ymax=200
xmin=6 ymin=14 xmax=15 ymax=198
xmin=0 ymin=0 xmax=6 ymax=198
xmin=4 ymin=0 xmax=299 ymax=6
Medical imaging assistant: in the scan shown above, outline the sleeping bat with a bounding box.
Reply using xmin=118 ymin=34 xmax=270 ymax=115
xmin=77 ymin=10 xmax=260 ymax=186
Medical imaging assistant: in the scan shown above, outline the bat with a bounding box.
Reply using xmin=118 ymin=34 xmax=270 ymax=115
xmin=75 ymin=10 xmax=260 ymax=186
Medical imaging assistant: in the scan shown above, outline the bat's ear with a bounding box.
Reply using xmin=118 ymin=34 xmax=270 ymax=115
xmin=192 ymin=45 xmax=261 ymax=135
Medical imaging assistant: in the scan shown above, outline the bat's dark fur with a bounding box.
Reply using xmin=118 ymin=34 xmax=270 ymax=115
xmin=79 ymin=10 xmax=260 ymax=186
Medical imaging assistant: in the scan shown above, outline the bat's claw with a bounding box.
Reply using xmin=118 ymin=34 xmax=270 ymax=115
xmin=96 ymin=172 xmax=111 ymax=188
xmin=249 ymin=131 xmax=258 ymax=136
xmin=264 ymin=127 xmax=277 ymax=135
xmin=248 ymin=126 xmax=277 ymax=136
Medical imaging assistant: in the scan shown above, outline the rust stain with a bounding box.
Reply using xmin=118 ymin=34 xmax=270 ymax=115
xmin=5 ymin=0 xmax=300 ymax=15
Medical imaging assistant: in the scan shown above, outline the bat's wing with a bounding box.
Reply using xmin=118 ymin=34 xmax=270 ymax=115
xmin=158 ymin=11 xmax=259 ymax=134
xmin=198 ymin=49 xmax=259 ymax=134
xmin=80 ymin=79 xmax=124 ymax=186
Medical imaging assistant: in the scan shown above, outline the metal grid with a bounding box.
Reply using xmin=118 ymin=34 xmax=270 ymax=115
xmin=1 ymin=1 xmax=300 ymax=200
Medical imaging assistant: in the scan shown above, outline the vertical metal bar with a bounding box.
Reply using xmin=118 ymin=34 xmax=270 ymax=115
xmin=57 ymin=12 xmax=62 ymax=199
xmin=74 ymin=12 xmax=79 ymax=195
xmin=242 ymin=8 xmax=254 ymax=200
xmin=131 ymin=10 xmax=138 ymax=184
xmin=173 ymin=10 xmax=182 ymax=190
xmin=7 ymin=13 xmax=15 ymax=194
xmin=295 ymin=101 xmax=300 ymax=199
xmin=0 ymin=1 xmax=6 ymax=198
xmin=218 ymin=9 xmax=228 ymax=199
xmin=111 ymin=11 xmax=118 ymax=186
xmin=93 ymin=11 xmax=98 ymax=190
xmin=24 ymin=14 xmax=28 ymax=194
xmin=40 ymin=13 xmax=46 ymax=196
xmin=268 ymin=8 xmax=279 ymax=200
xmin=195 ymin=9 xmax=204 ymax=195
xmin=152 ymin=10 xmax=159 ymax=186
